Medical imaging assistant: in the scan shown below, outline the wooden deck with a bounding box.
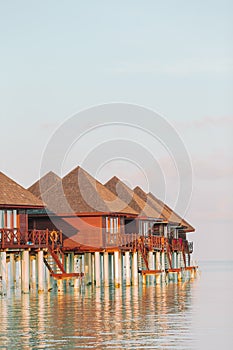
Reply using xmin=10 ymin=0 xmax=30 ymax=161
xmin=0 ymin=228 xmax=62 ymax=250
xmin=0 ymin=229 xmax=193 ymax=255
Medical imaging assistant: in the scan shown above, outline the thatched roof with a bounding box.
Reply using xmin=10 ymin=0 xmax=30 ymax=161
xmin=27 ymin=167 xmax=195 ymax=231
xmin=105 ymin=176 xmax=165 ymax=220
xmin=134 ymin=187 xmax=194 ymax=232
xmin=28 ymin=171 xmax=61 ymax=199
xmin=29 ymin=167 xmax=137 ymax=215
xmin=0 ymin=172 xmax=44 ymax=208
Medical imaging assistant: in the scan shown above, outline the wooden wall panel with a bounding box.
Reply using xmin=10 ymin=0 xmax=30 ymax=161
xmin=29 ymin=214 xmax=103 ymax=249
xmin=62 ymin=216 xmax=102 ymax=249
xmin=19 ymin=211 xmax=28 ymax=233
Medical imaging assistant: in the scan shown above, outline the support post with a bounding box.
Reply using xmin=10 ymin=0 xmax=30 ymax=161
xmin=155 ymin=251 xmax=161 ymax=284
xmin=22 ymin=250 xmax=30 ymax=294
xmin=132 ymin=252 xmax=138 ymax=286
xmin=118 ymin=251 xmax=122 ymax=286
xmin=148 ymin=251 xmax=154 ymax=285
xmin=30 ymin=255 xmax=37 ymax=290
xmin=95 ymin=252 xmax=101 ymax=287
xmin=114 ymin=251 xmax=120 ymax=287
xmin=109 ymin=254 xmax=113 ymax=283
xmin=57 ymin=279 xmax=63 ymax=291
xmin=38 ymin=250 xmax=44 ymax=293
xmin=191 ymin=267 xmax=195 ymax=279
xmin=84 ymin=253 xmax=92 ymax=285
xmin=45 ymin=264 xmax=52 ymax=291
xmin=92 ymin=254 xmax=95 ymax=285
xmin=103 ymin=252 xmax=109 ymax=286
xmin=15 ymin=255 xmax=21 ymax=288
xmin=10 ymin=254 xmax=16 ymax=289
xmin=173 ymin=252 xmax=178 ymax=283
xmin=161 ymin=251 xmax=166 ymax=284
xmin=125 ymin=251 xmax=131 ymax=286
xmin=178 ymin=252 xmax=182 ymax=281
xmin=73 ymin=255 xmax=81 ymax=289
xmin=69 ymin=252 xmax=74 ymax=286
xmin=0 ymin=251 xmax=7 ymax=294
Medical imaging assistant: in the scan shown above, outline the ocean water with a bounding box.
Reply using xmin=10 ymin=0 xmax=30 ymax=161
xmin=0 ymin=261 xmax=233 ymax=349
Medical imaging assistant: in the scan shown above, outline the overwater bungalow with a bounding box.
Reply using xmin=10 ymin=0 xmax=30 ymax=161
xmin=0 ymin=167 xmax=197 ymax=294
xmin=0 ymin=172 xmax=45 ymax=293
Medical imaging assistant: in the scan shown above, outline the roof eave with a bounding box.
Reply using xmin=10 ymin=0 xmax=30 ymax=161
xmin=0 ymin=204 xmax=45 ymax=209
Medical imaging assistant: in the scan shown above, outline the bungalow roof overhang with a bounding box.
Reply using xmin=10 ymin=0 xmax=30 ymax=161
xmin=0 ymin=204 xmax=45 ymax=210
xmin=135 ymin=216 xmax=167 ymax=223
xmin=169 ymin=223 xmax=195 ymax=233
xmin=28 ymin=211 xmax=139 ymax=218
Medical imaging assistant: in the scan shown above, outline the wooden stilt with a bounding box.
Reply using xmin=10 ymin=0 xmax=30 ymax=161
xmin=114 ymin=251 xmax=120 ymax=287
xmin=10 ymin=254 xmax=16 ymax=289
xmin=103 ymin=252 xmax=109 ymax=287
xmin=155 ymin=251 xmax=161 ymax=285
xmin=132 ymin=252 xmax=138 ymax=286
xmin=95 ymin=252 xmax=101 ymax=287
xmin=22 ymin=250 xmax=30 ymax=294
xmin=125 ymin=251 xmax=131 ymax=286
xmin=38 ymin=250 xmax=44 ymax=293
xmin=0 ymin=251 xmax=7 ymax=294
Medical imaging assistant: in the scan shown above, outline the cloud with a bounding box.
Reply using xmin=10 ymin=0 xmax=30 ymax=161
xmin=193 ymin=154 xmax=233 ymax=180
xmin=175 ymin=116 xmax=233 ymax=130
xmin=113 ymin=58 xmax=233 ymax=76
xmin=40 ymin=122 xmax=59 ymax=130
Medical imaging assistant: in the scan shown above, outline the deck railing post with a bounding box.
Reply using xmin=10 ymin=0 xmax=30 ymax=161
xmin=60 ymin=230 xmax=63 ymax=246
xmin=38 ymin=250 xmax=45 ymax=292
xmin=2 ymin=229 xmax=5 ymax=249
xmin=17 ymin=230 xmax=20 ymax=245
xmin=46 ymin=229 xmax=49 ymax=246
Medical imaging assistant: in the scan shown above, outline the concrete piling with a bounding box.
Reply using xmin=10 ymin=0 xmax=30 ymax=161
xmin=94 ymin=252 xmax=101 ymax=287
xmin=103 ymin=252 xmax=109 ymax=286
xmin=21 ymin=250 xmax=30 ymax=294
xmin=38 ymin=250 xmax=44 ymax=292
xmin=0 ymin=247 xmax=197 ymax=294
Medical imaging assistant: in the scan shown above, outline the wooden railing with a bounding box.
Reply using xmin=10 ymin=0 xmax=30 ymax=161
xmin=104 ymin=233 xmax=193 ymax=253
xmin=0 ymin=228 xmax=193 ymax=254
xmin=104 ymin=233 xmax=165 ymax=250
xmin=105 ymin=233 xmax=139 ymax=249
xmin=172 ymin=238 xmax=183 ymax=251
xmin=0 ymin=229 xmax=62 ymax=249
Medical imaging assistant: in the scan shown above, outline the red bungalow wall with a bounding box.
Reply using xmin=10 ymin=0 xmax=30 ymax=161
xmin=28 ymin=214 xmax=103 ymax=249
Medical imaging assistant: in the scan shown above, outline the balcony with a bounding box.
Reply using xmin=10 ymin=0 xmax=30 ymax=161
xmin=104 ymin=233 xmax=165 ymax=251
xmin=0 ymin=228 xmax=62 ymax=250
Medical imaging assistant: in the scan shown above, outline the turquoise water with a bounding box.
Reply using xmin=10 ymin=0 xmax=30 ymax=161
xmin=0 ymin=261 xmax=233 ymax=349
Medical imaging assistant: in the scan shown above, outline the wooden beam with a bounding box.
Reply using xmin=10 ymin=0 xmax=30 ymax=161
xmin=140 ymin=269 xmax=162 ymax=275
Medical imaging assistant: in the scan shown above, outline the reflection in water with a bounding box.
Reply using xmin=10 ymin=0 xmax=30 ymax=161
xmin=0 ymin=282 xmax=195 ymax=349
xmin=0 ymin=262 xmax=232 ymax=349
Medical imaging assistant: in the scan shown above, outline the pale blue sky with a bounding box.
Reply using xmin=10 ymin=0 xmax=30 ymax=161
xmin=0 ymin=1 xmax=233 ymax=260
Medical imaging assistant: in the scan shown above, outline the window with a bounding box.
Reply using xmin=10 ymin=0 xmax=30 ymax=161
xmin=0 ymin=210 xmax=3 ymax=228
xmin=13 ymin=210 xmax=17 ymax=228
xmin=139 ymin=220 xmax=152 ymax=236
xmin=106 ymin=217 xmax=119 ymax=233
xmin=143 ymin=222 xmax=149 ymax=236
xmin=6 ymin=210 xmax=12 ymax=228
xmin=139 ymin=220 xmax=143 ymax=235
xmin=0 ymin=209 xmax=18 ymax=229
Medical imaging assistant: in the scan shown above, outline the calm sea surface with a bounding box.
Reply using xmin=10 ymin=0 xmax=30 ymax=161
xmin=0 ymin=261 xmax=233 ymax=349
